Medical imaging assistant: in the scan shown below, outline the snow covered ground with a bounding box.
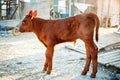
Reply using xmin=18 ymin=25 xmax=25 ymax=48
xmin=0 ymin=33 xmax=118 ymax=80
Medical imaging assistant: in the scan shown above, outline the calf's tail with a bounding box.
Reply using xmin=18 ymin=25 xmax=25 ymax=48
xmin=94 ymin=14 xmax=100 ymax=42
xmin=89 ymin=13 xmax=100 ymax=42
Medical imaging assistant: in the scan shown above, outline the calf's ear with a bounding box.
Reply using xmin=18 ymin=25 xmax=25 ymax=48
xmin=30 ymin=10 xmax=37 ymax=20
xmin=33 ymin=10 xmax=37 ymax=17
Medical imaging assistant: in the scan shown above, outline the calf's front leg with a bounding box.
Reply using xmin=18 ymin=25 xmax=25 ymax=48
xmin=43 ymin=47 xmax=54 ymax=74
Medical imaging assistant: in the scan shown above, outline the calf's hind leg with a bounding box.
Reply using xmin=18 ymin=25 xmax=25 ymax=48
xmin=82 ymin=40 xmax=98 ymax=78
xmin=81 ymin=43 xmax=91 ymax=75
xmin=90 ymin=42 xmax=98 ymax=78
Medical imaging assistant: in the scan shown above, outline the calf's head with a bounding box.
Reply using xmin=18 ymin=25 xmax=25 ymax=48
xmin=12 ymin=10 xmax=37 ymax=36
xmin=19 ymin=10 xmax=37 ymax=32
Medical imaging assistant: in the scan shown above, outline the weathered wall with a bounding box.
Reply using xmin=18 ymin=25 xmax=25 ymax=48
xmin=97 ymin=0 xmax=120 ymax=27
xmin=20 ymin=0 xmax=50 ymax=19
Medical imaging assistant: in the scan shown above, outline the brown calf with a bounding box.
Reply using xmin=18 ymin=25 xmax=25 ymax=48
xmin=17 ymin=10 xmax=100 ymax=78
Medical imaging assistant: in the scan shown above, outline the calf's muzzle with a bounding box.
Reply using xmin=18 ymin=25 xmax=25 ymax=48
xmin=12 ymin=27 xmax=21 ymax=36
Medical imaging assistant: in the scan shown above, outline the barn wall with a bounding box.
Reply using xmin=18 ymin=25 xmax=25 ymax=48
xmin=97 ymin=0 xmax=120 ymax=27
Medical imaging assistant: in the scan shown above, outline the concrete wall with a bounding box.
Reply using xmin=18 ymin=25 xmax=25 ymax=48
xmin=20 ymin=0 xmax=50 ymax=19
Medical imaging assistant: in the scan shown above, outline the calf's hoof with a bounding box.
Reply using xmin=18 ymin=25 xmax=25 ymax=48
xmin=81 ymin=71 xmax=87 ymax=75
xmin=41 ymin=69 xmax=46 ymax=73
xmin=90 ymin=74 xmax=96 ymax=78
xmin=47 ymin=71 xmax=51 ymax=74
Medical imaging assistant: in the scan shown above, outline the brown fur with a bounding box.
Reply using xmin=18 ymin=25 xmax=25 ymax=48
xmin=19 ymin=11 xmax=100 ymax=78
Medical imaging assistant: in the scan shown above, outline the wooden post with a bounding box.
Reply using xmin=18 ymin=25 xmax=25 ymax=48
xmin=119 ymin=0 xmax=120 ymax=26
xmin=118 ymin=0 xmax=120 ymax=32
xmin=84 ymin=0 xmax=86 ymax=4
xmin=0 ymin=0 xmax=1 ymax=20
xmin=106 ymin=0 xmax=110 ymax=28
xmin=101 ymin=0 xmax=104 ymax=27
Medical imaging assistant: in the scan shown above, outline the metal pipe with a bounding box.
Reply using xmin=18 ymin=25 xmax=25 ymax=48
xmin=69 ymin=0 xmax=71 ymax=17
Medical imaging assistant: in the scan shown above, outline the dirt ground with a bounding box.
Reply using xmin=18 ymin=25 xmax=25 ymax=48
xmin=0 ymin=28 xmax=119 ymax=80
